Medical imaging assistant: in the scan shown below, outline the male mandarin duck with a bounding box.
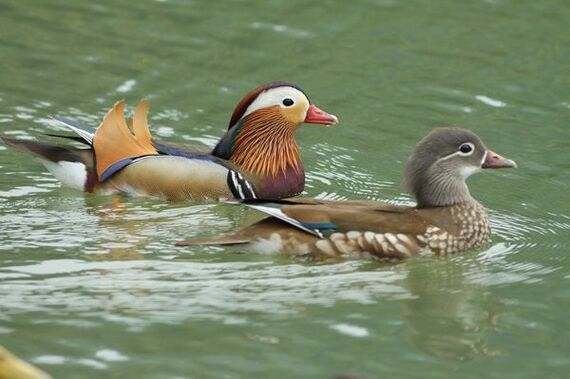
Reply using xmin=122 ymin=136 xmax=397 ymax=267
xmin=179 ymin=128 xmax=517 ymax=259
xmin=1 ymin=82 xmax=338 ymax=201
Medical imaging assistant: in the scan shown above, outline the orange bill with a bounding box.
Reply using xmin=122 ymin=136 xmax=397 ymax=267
xmin=304 ymin=104 xmax=338 ymax=125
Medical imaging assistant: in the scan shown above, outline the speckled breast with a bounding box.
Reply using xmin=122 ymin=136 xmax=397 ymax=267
xmin=423 ymin=202 xmax=491 ymax=255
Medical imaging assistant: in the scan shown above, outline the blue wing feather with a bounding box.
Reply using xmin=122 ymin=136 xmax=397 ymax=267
xmin=153 ymin=141 xmax=222 ymax=163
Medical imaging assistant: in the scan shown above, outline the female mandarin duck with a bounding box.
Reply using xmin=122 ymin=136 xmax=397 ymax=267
xmin=1 ymin=82 xmax=338 ymax=201
xmin=179 ymin=128 xmax=517 ymax=259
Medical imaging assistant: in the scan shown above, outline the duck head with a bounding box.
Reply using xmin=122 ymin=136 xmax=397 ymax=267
xmin=213 ymin=82 xmax=338 ymax=178
xmin=227 ymin=81 xmax=338 ymax=129
xmin=404 ymin=127 xmax=516 ymax=208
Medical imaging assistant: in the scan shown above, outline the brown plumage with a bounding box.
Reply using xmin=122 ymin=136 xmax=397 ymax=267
xmin=179 ymin=128 xmax=517 ymax=260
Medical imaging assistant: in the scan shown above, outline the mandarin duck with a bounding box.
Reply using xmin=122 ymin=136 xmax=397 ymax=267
xmin=178 ymin=128 xmax=517 ymax=259
xmin=1 ymin=82 xmax=338 ymax=201
xmin=0 ymin=345 xmax=51 ymax=379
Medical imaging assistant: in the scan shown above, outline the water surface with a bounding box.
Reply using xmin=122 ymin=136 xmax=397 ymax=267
xmin=1 ymin=0 xmax=569 ymax=378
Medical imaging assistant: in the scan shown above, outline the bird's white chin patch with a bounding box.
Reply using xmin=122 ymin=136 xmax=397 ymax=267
xmin=460 ymin=165 xmax=481 ymax=179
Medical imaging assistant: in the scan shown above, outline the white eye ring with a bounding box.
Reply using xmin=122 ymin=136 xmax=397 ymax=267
xmin=458 ymin=142 xmax=475 ymax=156
xmin=282 ymin=98 xmax=294 ymax=107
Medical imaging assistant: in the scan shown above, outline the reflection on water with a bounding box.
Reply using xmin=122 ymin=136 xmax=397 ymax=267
xmin=402 ymin=258 xmax=501 ymax=361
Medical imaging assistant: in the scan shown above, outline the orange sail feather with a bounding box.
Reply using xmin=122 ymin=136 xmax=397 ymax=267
xmin=93 ymin=100 xmax=158 ymax=179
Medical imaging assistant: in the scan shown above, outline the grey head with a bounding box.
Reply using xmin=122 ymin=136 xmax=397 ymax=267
xmin=404 ymin=127 xmax=516 ymax=208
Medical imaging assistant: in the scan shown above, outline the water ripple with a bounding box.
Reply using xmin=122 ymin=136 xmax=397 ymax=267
xmin=249 ymin=22 xmax=313 ymax=38
xmin=307 ymin=142 xmax=394 ymax=199
xmin=0 ymin=260 xmax=408 ymax=325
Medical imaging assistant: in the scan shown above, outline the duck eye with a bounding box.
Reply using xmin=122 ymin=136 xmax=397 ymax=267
xmin=459 ymin=143 xmax=474 ymax=155
xmin=282 ymin=98 xmax=294 ymax=107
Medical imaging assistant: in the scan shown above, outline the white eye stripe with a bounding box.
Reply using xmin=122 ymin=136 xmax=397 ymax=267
xmin=439 ymin=151 xmax=465 ymax=161
xmin=242 ymin=87 xmax=309 ymax=119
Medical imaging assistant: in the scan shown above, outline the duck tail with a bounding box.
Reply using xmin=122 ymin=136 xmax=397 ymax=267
xmin=1 ymin=136 xmax=97 ymax=191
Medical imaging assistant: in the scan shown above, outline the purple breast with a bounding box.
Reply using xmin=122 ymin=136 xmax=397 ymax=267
xmin=256 ymin=165 xmax=305 ymax=199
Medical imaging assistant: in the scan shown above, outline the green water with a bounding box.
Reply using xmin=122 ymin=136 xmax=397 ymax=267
xmin=1 ymin=0 xmax=569 ymax=378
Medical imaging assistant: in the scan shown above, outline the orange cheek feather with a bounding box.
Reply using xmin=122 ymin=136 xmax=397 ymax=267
xmin=280 ymin=103 xmax=306 ymax=125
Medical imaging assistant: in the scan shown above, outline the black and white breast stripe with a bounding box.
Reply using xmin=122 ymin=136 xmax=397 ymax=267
xmin=227 ymin=170 xmax=257 ymax=200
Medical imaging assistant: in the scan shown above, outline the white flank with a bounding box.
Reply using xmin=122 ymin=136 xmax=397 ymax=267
xmin=249 ymin=233 xmax=284 ymax=254
xmin=39 ymin=159 xmax=86 ymax=190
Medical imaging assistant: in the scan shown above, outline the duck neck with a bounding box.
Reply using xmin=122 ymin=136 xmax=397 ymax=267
xmin=229 ymin=109 xmax=303 ymax=179
xmin=416 ymin=168 xmax=475 ymax=208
